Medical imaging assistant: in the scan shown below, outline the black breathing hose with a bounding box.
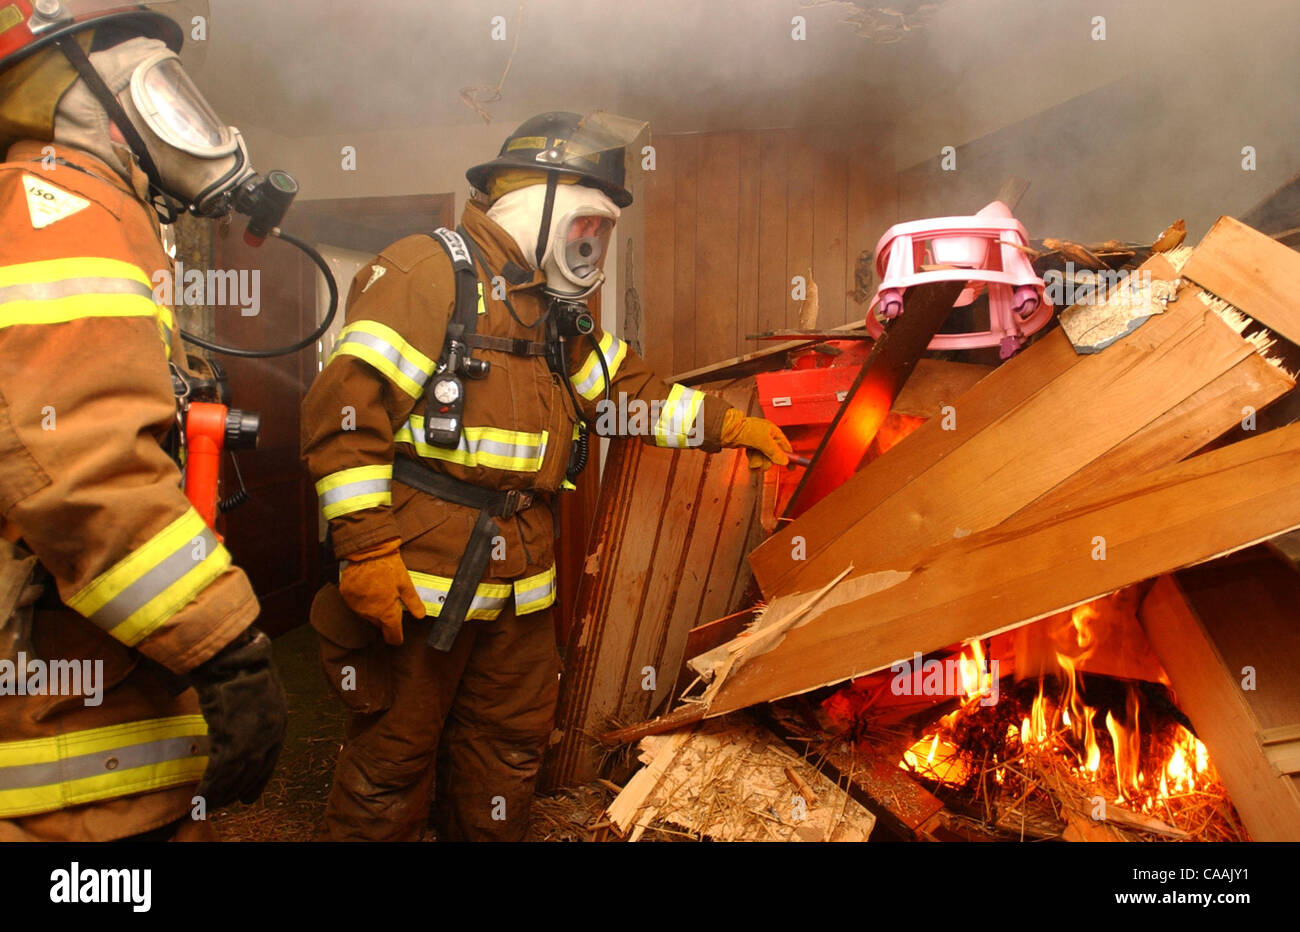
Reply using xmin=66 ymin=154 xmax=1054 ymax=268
xmin=585 ymin=330 xmax=613 ymax=405
xmin=179 ymin=229 xmax=340 ymax=359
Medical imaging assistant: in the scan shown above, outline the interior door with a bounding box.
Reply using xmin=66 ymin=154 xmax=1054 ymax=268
xmin=210 ymin=223 xmax=321 ymax=637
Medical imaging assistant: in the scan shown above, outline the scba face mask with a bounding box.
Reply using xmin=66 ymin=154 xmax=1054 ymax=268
xmin=54 ymin=35 xmax=255 ymax=217
xmin=547 ymin=205 xmax=616 ymax=299
xmin=121 ymin=46 xmax=254 ymax=215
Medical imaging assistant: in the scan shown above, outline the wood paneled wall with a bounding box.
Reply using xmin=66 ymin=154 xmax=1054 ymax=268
xmin=639 ymin=127 xmax=896 ymax=377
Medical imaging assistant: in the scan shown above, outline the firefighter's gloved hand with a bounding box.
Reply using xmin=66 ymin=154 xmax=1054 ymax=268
xmin=720 ymin=408 xmax=792 ymax=470
xmin=191 ymin=627 xmax=287 ymax=811
xmin=338 ymin=538 xmax=426 ymax=646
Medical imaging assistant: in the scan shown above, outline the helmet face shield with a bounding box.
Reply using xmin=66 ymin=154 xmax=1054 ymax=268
xmin=129 ymin=49 xmax=234 ymax=157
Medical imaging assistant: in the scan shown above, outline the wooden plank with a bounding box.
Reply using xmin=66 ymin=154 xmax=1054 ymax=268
xmin=671 ymin=319 xmax=864 ymax=385
xmin=705 ymin=419 xmax=1300 ymax=718
xmin=660 ymin=381 xmax=763 ymax=707
xmin=756 ymin=130 xmax=790 ymax=338
xmin=671 ymin=135 xmax=699 ymax=374
xmin=544 ymin=377 xmax=766 ymax=789
xmin=1022 ymin=350 xmax=1294 ymax=517
xmin=786 ymin=279 xmax=966 ymax=517
xmin=891 ymin=359 xmax=993 ymax=420
xmin=679 ymin=607 xmax=759 ymax=685
xmin=1182 ymin=215 xmax=1300 ymax=348
xmin=616 ymin=452 xmax=708 ymax=715
xmin=1140 ymin=567 xmax=1300 ymax=842
xmin=544 ymin=439 xmax=641 ymax=787
xmin=812 ymin=143 xmax=848 ymax=329
xmin=736 ymin=133 xmax=762 ymax=366
xmin=641 ymin=135 xmax=676 ymax=375
xmin=694 ymin=133 xmax=741 ymax=368
xmin=749 ymin=326 xmax=1082 ymax=594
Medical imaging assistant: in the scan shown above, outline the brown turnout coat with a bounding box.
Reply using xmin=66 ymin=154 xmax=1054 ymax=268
xmin=0 ymin=141 xmax=258 ymax=840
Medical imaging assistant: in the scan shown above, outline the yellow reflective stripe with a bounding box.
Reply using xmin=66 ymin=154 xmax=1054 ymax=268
xmin=0 ymin=292 xmax=159 ymax=328
xmin=330 ymin=320 xmax=435 ymax=398
xmin=505 ymin=135 xmax=549 ymax=152
xmin=155 ymin=302 xmax=175 ymax=357
xmin=316 ymin=464 xmax=393 ymax=520
xmin=405 ymin=566 xmax=557 ymax=620
xmin=65 ymin=509 xmax=231 ymax=647
xmin=0 ymin=715 xmax=208 ymax=818
xmin=396 ymin=416 xmax=548 ymax=473
xmin=0 ymin=257 xmax=173 ymax=357
xmin=514 ymin=564 xmax=557 ymax=615
xmin=408 ymin=570 xmax=512 ymax=621
xmin=476 ymin=281 xmax=486 ymax=315
xmin=571 ymin=331 xmax=627 ymax=401
xmin=0 ymin=257 xmax=153 ymax=289
xmin=654 ymin=384 xmax=707 ymax=449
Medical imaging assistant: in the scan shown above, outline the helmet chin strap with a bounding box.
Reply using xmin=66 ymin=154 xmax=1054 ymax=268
xmin=534 ymin=170 xmax=559 ymax=270
xmin=54 ymin=34 xmax=182 ymax=219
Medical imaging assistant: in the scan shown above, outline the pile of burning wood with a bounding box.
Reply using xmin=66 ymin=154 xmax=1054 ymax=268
xmin=545 ymin=212 xmax=1300 ymax=843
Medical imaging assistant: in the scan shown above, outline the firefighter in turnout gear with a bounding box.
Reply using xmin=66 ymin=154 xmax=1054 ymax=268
xmin=303 ymin=111 xmax=792 ymax=841
xmin=0 ymin=1 xmax=286 ymax=841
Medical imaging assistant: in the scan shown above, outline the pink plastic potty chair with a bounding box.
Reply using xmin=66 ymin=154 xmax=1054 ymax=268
xmin=866 ymin=201 xmax=1053 ymax=359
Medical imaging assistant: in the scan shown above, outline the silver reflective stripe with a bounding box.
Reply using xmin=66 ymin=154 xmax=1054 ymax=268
xmin=573 ymin=336 xmax=626 ymax=398
xmin=412 ymin=581 xmax=509 ymax=616
xmin=336 ymin=329 xmax=431 ymax=389
xmin=515 ymin=575 xmax=555 ymax=608
xmin=0 ymin=277 xmax=155 ymax=304
xmin=317 ymin=477 xmax=391 ymax=510
xmin=403 ymin=418 xmax=548 ymax=470
xmin=0 ymin=734 xmax=209 ymax=792
xmin=89 ymin=526 xmax=220 ymax=634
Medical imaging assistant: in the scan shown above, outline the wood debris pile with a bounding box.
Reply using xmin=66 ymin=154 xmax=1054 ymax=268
xmin=552 ymin=211 xmax=1300 ymax=843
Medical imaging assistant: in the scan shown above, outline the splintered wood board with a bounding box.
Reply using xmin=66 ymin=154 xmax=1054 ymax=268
xmin=1181 ymin=215 xmax=1300 ymax=349
xmin=705 ymin=420 xmax=1300 ymax=717
xmin=606 ymin=717 xmax=875 ymax=842
xmin=1140 ymin=555 xmax=1300 ymax=842
xmin=542 ymin=379 xmax=766 ymax=790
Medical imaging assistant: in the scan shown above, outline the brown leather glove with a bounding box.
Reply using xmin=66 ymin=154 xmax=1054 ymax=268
xmin=720 ymin=408 xmax=793 ymax=470
xmin=338 ymin=538 xmax=426 ymax=646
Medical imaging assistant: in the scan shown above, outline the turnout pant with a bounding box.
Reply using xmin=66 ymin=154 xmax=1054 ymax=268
xmin=322 ymin=603 xmax=560 ymax=842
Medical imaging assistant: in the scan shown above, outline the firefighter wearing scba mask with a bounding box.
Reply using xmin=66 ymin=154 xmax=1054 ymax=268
xmin=301 ymin=111 xmax=793 ymax=841
xmin=0 ymin=1 xmax=286 ymax=841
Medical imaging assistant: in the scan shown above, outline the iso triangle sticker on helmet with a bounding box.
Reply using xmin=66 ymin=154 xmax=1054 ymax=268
xmin=22 ymin=174 xmax=89 ymax=229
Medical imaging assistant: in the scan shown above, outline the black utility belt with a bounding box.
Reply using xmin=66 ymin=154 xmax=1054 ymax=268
xmin=392 ymin=457 xmax=536 ymax=518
